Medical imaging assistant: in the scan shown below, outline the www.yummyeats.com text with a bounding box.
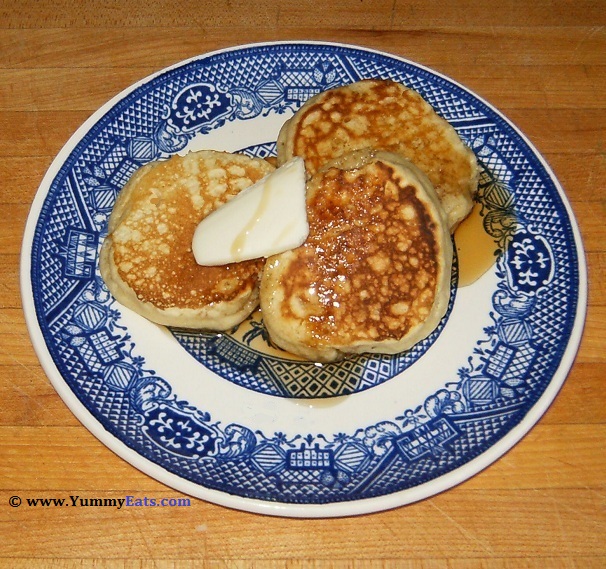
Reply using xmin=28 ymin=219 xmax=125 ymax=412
xmin=9 ymin=495 xmax=192 ymax=509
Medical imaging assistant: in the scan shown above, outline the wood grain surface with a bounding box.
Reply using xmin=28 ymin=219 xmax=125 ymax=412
xmin=1 ymin=1 xmax=604 ymax=567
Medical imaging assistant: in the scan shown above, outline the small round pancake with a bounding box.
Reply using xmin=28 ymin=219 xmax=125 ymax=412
xmin=100 ymin=150 xmax=275 ymax=330
xmin=277 ymin=78 xmax=478 ymax=230
xmin=260 ymin=149 xmax=453 ymax=362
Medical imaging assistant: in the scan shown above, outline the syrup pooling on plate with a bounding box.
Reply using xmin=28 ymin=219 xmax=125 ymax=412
xmin=455 ymin=202 xmax=499 ymax=286
xmin=454 ymin=185 xmax=517 ymax=287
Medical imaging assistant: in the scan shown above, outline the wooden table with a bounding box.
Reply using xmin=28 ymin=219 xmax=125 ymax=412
xmin=1 ymin=1 xmax=604 ymax=566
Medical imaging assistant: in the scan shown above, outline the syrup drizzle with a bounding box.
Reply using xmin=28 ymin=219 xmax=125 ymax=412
xmin=230 ymin=174 xmax=276 ymax=261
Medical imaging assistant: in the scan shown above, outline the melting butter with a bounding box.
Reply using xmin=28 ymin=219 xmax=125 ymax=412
xmin=193 ymin=157 xmax=309 ymax=266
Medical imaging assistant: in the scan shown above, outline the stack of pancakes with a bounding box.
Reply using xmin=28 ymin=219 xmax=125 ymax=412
xmin=100 ymin=79 xmax=478 ymax=362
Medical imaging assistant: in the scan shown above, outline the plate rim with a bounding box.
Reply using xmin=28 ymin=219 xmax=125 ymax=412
xmin=19 ymin=40 xmax=588 ymax=518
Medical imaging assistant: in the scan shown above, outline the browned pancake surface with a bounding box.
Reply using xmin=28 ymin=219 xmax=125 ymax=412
xmin=101 ymin=150 xmax=274 ymax=329
xmin=261 ymin=151 xmax=452 ymax=361
xmin=278 ymin=79 xmax=478 ymax=230
xmin=287 ymin=164 xmax=438 ymax=342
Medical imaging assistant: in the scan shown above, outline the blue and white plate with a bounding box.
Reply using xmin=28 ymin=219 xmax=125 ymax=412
xmin=21 ymin=42 xmax=587 ymax=517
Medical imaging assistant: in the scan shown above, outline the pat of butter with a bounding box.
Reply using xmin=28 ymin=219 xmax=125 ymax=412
xmin=193 ymin=157 xmax=309 ymax=266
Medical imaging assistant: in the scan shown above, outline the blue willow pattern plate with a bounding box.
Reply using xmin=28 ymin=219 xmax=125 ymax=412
xmin=21 ymin=42 xmax=587 ymax=517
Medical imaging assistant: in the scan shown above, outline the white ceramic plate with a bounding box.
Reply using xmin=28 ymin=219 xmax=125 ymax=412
xmin=21 ymin=42 xmax=587 ymax=517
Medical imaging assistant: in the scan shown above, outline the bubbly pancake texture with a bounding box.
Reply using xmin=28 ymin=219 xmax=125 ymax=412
xmin=100 ymin=150 xmax=275 ymax=330
xmin=260 ymin=150 xmax=453 ymax=362
xmin=277 ymin=79 xmax=479 ymax=230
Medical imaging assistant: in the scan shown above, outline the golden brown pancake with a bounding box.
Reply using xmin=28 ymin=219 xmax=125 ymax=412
xmin=277 ymin=78 xmax=478 ymax=230
xmin=260 ymin=150 xmax=453 ymax=362
xmin=99 ymin=150 xmax=275 ymax=330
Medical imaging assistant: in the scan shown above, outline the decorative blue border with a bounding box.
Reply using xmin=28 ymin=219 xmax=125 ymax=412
xmin=28 ymin=43 xmax=580 ymax=505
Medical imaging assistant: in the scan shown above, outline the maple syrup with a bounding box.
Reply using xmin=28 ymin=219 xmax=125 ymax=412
xmin=454 ymin=201 xmax=500 ymax=287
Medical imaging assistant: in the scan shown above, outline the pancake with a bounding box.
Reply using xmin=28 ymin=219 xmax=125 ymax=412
xmin=277 ymin=78 xmax=479 ymax=230
xmin=260 ymin=149 xmax=453 ymax=362
xmin=99 ymin=150 xmax=275 ymax=330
